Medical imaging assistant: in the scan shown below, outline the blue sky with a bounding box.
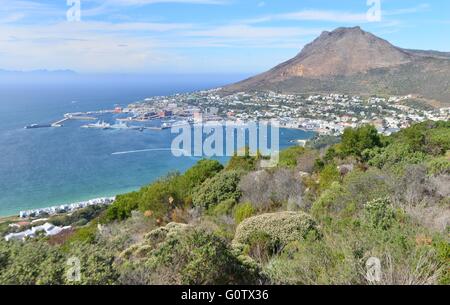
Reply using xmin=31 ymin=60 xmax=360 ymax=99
xmin=0 ymin=0 xmax=449 ymax=73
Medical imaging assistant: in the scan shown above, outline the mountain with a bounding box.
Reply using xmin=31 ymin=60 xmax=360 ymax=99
xmin=0 ymin=69 xmax=77 ymax=76
xmin=223 ymin=27 xmax=450 ymax=106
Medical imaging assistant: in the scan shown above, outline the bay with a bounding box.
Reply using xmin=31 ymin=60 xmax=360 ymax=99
xmin=0 ymin=75 xmax=314 ymax=216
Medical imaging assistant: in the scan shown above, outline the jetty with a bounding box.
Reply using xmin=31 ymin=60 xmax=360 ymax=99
xmin=46 ymin=113 xmax=98 ymax=128
xmin=51 ymin=118 xmax=69 ymax=127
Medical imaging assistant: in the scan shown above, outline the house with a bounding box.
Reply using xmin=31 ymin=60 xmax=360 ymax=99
xmin=4 ymin=223 xmax=72 ymax=242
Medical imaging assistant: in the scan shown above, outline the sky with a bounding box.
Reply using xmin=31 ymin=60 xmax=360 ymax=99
xmin=0 ymin=0 xmax=449 ymax=74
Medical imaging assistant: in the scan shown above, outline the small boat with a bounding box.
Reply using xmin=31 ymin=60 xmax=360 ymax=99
xmin=24 ymin=124 xmax=51 ymax=129
xmin=171 ymin=120 xmax=190 ymax=127
xmin=161 ymin=123 xmax=171 ymax=129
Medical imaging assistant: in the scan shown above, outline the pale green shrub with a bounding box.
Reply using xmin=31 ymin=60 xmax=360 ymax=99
xmin=232 ymin=211 xmax=320 ymax=249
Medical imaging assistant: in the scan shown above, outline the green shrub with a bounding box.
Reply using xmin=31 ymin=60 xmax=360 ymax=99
xmin=50 ymin=205 xmax=105 ymax=227
xmin=233 ymin=212 xmax=320 ymax=250
xmin=118 ymin=224 xmax=261 ymax=284
xmin=192 ymin=170 xmax=242 ymax=208
xmin=363 ymin=197 xmax=396 ymax=230
xmin=278 ymin=146 xmax=305 ymax=168
xmin=0 ymin=240 xmax=66 ymax=285
xmin=234 ymin=202 xmax=255 ymax=224
xmin=341 ymin=124 xmax=382 ymax=158
xmin=225 ymin=147 xmax=260 ymax=172
xmin=105 ymin=191 xmax=140 ymax=222
xmin=208 ymin=198 xmax=236 ymax=216
xmin=319 ymin=164 xmax=340 ymax=191
xmin=427 ymin=156 xmax=450 ymax=175
xmin=64 ymin=222 xmax=98 ymax=245
xmin=65 ymin=242 xmax=118 ymax=285
xmin=138 ymin=174 xmax=182 ymax=219
xmin=244 ymin=231 xmax=278 ymax=264
xmin=181 ymin=159 xmax=224 ymax=196
xmin=311 ymin=182 xmax=347 ymax=218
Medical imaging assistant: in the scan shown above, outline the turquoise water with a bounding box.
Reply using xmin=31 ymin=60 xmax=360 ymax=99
xmin=0 ymin=75 xmax=314 ymax=216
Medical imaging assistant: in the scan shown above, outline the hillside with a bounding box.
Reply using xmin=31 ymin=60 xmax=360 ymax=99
xmin=223 ymin=27 xmax=450 ymax=106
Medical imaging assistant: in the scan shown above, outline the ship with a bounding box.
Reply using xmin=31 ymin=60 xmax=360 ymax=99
xmin=110 ymin=121 xmax=129 ymax=129
xmin=24 ymin=124 xmax=52 ymax=129
xmin=81 ymin=121 xmax=111 ymax=129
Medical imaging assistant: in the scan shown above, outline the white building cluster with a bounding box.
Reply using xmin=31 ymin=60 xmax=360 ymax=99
xmin=5 ymin=222 xmax=72 ymax=242
xmin=19 ymin=197 xmax=116 ymax=219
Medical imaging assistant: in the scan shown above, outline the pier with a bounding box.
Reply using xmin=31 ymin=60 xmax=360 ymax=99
xmin=50 ymin=114 xmax=97 ymax=127
xmin=51 ymin=118 xmax=69 ymax=127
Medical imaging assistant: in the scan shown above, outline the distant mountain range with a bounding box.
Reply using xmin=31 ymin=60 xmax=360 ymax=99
xmin=0 ymin=69 xmax=77 ymax=76
xmin=223 ymin=26 xmax=450 ymax=107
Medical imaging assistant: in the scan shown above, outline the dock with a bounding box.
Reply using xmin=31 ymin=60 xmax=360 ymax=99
xmin=51 ymin=118 xmax=69 ymax=127
xmin=50 ymin=115 xmax=97 ymax=127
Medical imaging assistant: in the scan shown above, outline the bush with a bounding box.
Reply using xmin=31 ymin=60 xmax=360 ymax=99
xmin=239 ymin=168 xmax=303 ymax=211
xmin=105 ymin=191 xmax=140 ymax=222
xmin=232 ymin=212 xmax=320 ymax=250
xmin=50 ymin=205 xmax=106 ymax=227
xmin=225 ymin=147 xmax=260 ymax=172
xmin=363 ymin=198 xmax=396 ymax=230
xmin=138 ymin=174 xmax=182 ymax=220
xmin=208 ymin=198 xmax=236 ymax=217
xmin=0 ymin=240 xmax=66 ymax=285
xmin=427 ymin=156 xmax=450 ymax=175
xmin=192 ymin=170 xmax=242 ymax=209
xmin=341 ymin=124 xmax=382 ymax=158
xmin=118 ymin=224 xmax=261 ymax=284
xmin=65 ymin=242 xmax=119 ymax=285
xmin=234 ymin=202 xmax=255 ymax=224
xmin=319 ymin=164 xmax=340 ymax=191
xmin=244 ymin=231 xmax=278 ymax=264
xmin=278 ymin=146 xmax=305 ymax=168
xmin=181 ymin=159 xmax=224 ymax=196
xmin=312 ymin=168 xmax=392 ymax=218
xmin=64 ymin=222 xmax=98 ymax=245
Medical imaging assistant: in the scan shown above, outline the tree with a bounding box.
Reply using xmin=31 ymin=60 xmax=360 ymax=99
xmin=341 ymin=124 xmax=381 ymax=158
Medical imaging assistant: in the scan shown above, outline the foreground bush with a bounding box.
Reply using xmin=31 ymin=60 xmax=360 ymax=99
xmin=117 ymin=223 xmax=262 ymax=284
xmin=232 ymin=212 xmax=320 ymax=250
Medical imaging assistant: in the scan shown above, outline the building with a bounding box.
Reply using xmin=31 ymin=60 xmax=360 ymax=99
xmin=158 ymin=110 xmax=173 ymax=118
xmin=5 ymin=223 xmax=72 ymax=242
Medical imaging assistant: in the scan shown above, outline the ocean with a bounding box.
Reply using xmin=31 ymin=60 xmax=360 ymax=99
xmin=0 ymin=75 xmax=315 ymax=216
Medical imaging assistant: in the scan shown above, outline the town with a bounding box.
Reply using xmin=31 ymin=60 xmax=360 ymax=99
xmin=124 ymin=89 xmax=450 ymax=136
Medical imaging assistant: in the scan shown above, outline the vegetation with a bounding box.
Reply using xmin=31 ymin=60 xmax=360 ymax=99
xmin=0 ymin=121 xmax=448 ymax=285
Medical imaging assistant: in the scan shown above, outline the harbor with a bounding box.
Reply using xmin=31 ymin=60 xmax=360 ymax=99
xmin=24 ymin=107 xmax=173 ymax=132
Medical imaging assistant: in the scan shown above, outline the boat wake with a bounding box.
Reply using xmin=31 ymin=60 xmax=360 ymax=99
xmin=112 ymin=148 xmax=191 ymax=156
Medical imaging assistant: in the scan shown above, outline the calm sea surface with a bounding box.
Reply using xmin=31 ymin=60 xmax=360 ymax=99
xmin=0 ymin=75 xmax=314 ymax=216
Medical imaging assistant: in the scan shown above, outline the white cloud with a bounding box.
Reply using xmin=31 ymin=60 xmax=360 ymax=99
xmin=0 ymin=13 xmax=25 ymax=24
xmin=186 ymin=24 xmax=320 ymax=39
xmin=383 ymin=3 xmax=431 ymax=16
xmin=0 ymin=21 xmax=186 ymax=72
xmin=244 ymin=9 xmax=368 ymax=24
xmin=89 ymin=0 xmax=229 ymax=7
